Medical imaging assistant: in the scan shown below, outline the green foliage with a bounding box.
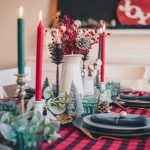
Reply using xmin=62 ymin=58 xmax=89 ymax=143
xmin=0 ymin=123 xmax=16 ymax=143
xmin=76 ymin=38 xmax=90 ymax=51
xmin=105 ymin=81 xmax=120 ymax=99
xmin=0 ymin=112 xmax=15 ymax=124
xmin=0 ymin=101 xmax=17 ymax=115
xmin=0 ymin=111 xmax=60 ymax=149
xmin=47 ymin=93 xmax=69 ymax=113
xmin=26 ymin=97 xmax=34 ymax=112
xmin=43 ymin=121 xmax=60 ymax=143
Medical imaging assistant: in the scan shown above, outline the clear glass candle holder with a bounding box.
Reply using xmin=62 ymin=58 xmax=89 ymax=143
xmin=82 ymin=94 xmax=99 ymax=115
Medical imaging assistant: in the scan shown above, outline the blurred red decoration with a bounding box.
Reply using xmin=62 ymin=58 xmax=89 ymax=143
xmin=117 ymin=0 xmax=150 ymax=26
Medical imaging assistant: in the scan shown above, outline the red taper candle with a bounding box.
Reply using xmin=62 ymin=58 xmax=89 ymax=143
xmin=100 ymin=24 xmax=105 ymax=82
xmin=35 ymin=10 xmax=44 ymax=101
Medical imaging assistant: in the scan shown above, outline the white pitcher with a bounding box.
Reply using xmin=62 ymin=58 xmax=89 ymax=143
xmin=60 ymin=55 xmax=84 ymax=95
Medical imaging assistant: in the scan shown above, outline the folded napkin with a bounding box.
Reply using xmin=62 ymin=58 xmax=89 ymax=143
xmin=0 ymin=101 xmax=16 ymax=112
xmin=120 ymin=94 xmax=150 ymax=101
xmin=119 ymin=91 xmax=150 ymax=101
xmin=90 ymin=114 xmax=148 ymax=127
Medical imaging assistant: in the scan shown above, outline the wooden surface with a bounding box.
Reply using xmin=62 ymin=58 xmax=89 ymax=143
xmin=50 ymin=0 xmax=58 ymax=21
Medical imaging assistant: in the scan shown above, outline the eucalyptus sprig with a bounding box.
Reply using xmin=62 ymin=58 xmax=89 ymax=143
xmin=46 ymin=92 xmax=69 ymax=112
xmin=0 ymin=111 xmax=60 ymax=149
xmin=27 ymin=88 xmax=69 ymax=120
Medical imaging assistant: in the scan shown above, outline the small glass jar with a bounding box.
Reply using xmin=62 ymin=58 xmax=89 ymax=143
xmin=83 ymin=77 xmax=94 ymax=96
xmin=82 ymin=88 xmax=99 ymax=115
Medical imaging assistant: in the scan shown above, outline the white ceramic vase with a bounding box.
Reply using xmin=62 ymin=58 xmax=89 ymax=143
xmin=60 ymin=55 xmax=84 ymax=95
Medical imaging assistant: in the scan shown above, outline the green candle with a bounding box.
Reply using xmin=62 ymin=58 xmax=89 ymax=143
xmin=17 ymin=6 xmax=25 ymax=74
xmin=98 ymin=33 xmax=101 ymax=59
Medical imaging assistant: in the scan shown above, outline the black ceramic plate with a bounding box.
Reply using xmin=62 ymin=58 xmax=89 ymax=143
xmin=83 ymin=126 xmax=150 ymax=137
xmin=83 ymin=113 xmax=150 ymax=132
xmin=117 ymin=98 xmax=150 ymax=104
xmin=72 ymin=117 xmax=150 ymax=137
xmin=83 ymin=122 xmax=145 ymax=134
xmin=116 ymin=99 xmax=150 ymax=108
xmin=122 ymin=103 xmax=150 ymax=109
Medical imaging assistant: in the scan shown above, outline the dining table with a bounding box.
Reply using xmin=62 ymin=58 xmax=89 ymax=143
xmin=42 ymin=105 xmax=150 ymax=150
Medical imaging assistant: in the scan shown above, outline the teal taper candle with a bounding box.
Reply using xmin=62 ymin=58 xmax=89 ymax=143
xmin=17 ymin=6 xmax=25 ymax=74
xmin=98 ymin=33 xmax=101 ymax=59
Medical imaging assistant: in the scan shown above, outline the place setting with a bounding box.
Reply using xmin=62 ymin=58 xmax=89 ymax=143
xmin=114 ymin=90 xmax=150 ymax=109
xmin=73 ymin=110 xmax=150 ymax=140
xmin=73 ymin=81 xmax=150 ymax=140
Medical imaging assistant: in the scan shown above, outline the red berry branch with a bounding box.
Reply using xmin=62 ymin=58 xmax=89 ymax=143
xmin=50 ymin=15 xmax=100 ymax=59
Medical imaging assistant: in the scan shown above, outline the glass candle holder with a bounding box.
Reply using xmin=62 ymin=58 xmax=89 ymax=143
xmin=83 ymin=77 xmax=94 ymax=96
xmin=82 ymin=90 xmax=99 ymax=115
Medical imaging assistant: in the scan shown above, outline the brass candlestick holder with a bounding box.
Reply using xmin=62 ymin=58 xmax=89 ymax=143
xmin=16 ymin=74 xmax=27 ymax=115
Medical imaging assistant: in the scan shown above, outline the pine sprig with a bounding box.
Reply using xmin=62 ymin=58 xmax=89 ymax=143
xmin=76 ymin=38 xmax=90 ymax=51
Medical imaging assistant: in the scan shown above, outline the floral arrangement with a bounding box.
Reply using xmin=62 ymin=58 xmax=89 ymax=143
xmin=49 ymin=15 xmax=100 ymax=59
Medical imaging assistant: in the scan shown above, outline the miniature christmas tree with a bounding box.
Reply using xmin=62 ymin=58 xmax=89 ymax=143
xmin=68 ymin=81 xmax=84 ymax=117
xmin=42 ymin=77 xmax=50 ymax=93
xmin=48 ymin=44 xmax=64 ymax=97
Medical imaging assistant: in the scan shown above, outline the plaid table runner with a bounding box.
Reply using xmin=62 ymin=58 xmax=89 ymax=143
xmin=42 ymin=106 xmax=150 ymax=150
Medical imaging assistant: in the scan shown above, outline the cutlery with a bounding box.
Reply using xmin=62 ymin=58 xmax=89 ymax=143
xmin=112 ymin=101 xmax=128 ymax=110
xmin=80 ymin=127 xmax=134 ymax=141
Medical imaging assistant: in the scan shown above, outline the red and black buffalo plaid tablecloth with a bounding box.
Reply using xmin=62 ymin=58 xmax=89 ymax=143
xmin=42 ymin=106 xmax=150 ymax=150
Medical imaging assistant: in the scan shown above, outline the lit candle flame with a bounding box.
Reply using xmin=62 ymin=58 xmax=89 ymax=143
xmin=56 ymin=29 xmax=61 ymax=44
xmin=102 ymin=23 xmax=106 ymax=32
xmin=39 ymin=10 xmax=42 ymax=21
xmin=99 ymin=28 xmax=103 ymax=33
xmin=19 ymin=6 xmax=23 ymax=18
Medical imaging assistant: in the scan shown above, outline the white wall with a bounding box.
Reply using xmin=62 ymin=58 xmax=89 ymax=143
xmin=90 ymin=29 xmax=150 ymax=66
xmin=1 ymin=0 xmax=150 ymax=89
xmin=0 ymin=0 xmax=50 ymax=69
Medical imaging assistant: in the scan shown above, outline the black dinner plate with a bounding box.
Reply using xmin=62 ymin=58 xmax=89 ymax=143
xmin=117 ymin=98 xmax=150 ymax=104
xmin=122 ymin=103 xmax=150 ymax=109
xmin=72 ymin=117 xmax=150 ymax=137
xmin=83 ymin=113 xmax=150 ymax=132
xmin=116 ymin=99 xmax=150 ymax=108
